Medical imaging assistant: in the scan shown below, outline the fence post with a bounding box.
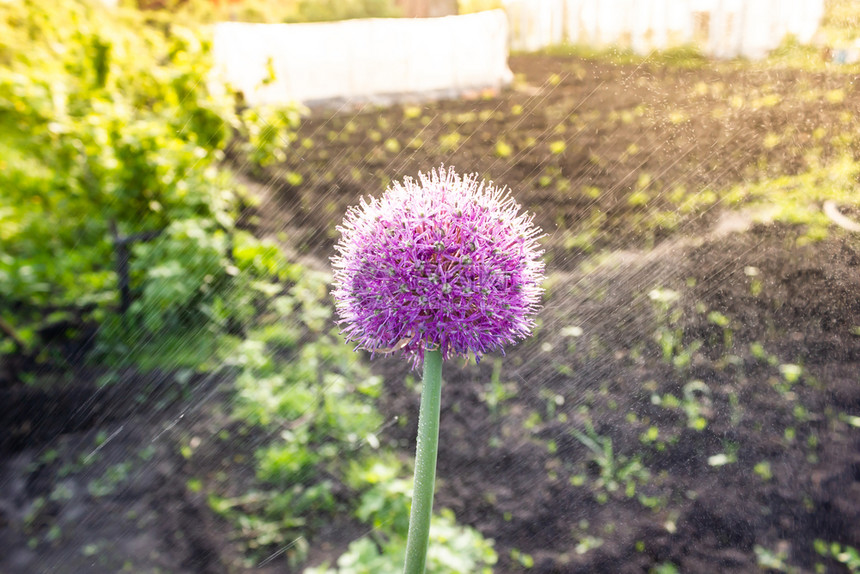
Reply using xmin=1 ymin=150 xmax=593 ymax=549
xmin=109 ymin=221 xmax=164 ymax=316
xmin=109 ymin=220 xmax=132 ymax=315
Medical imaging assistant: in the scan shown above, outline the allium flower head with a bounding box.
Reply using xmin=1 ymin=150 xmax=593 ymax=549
xmin=331 ymin=166 xmax=545 ymax=364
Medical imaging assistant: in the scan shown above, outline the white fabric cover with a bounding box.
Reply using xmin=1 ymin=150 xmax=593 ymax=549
xmin=211 ymin=11 xmax=513 ymax=106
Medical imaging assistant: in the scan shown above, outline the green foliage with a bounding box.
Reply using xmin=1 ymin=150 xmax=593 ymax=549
xmin=289 ymin=0 xmax=400 ymax=22
xmin=130 ymin=219 xmax=235 ymax=332
xmin=458 ymin=0 xmax=503 ymax=14
xmin=240 ymin=106 xmax=303 ymax=167
xmin=651 ymin=380 xmax=713 ymax=431
xmin=355 ymin=475 xmax=413 ymax=535
xmin=479 ymin=357 xmax=517 ymax=419
xmin=0 ymin=0 xmax=300 ymax=364
xmin=337 ymin=457 xmax=492 ymax=573
xmin=814 ymin=539 xmax=860 ymax=573
xmin=647 ymin=288 xmax=702 ymax=369
xmin=305 ymin=509 xmax=497 ymax=574
xmin=208 ymin=489 xmax=312 ymax=567
xmin=721 ymin=155 xmax=860 ymax=244
xmin=537 ymin=43 xmax=707 ymax=68
xmin=650 ymin=563 xmax=679 ymax=574
xmin=208 ymin=266 xmax=496 ymax=571
xmin=754 ymin=544 xmax=793 ymax=572
xmin=256 ymin=429 xmax=321 ymax=485
xmin=163 ymin=0 xmax=400 ymax=25
xmin=87 ymin=461 xmax=133 ymax=497
xmin=571 ymin=421 xmax=650 ymax=499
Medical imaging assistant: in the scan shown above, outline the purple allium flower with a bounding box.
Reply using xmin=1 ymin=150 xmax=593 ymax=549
xmin=331 ymin=166 xmax=545 ymax=364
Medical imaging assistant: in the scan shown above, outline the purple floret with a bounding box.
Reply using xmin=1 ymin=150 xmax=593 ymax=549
xmin=331 ymin=166 xmax=545 ymax=365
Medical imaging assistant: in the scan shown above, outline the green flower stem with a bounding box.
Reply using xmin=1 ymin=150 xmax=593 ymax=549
xmin=403 ymin=349 xmax=443 ymax=574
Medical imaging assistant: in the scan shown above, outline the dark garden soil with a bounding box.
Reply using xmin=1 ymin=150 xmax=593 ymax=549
xmin=248 ymin=53 xmax=860 ymax=272
xmin=376 ymin=222 xmax=860 ymax=573
xmin=2 ymin=53 xmax=859 ymax=573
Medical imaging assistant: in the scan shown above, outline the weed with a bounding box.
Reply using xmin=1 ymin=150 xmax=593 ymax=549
xmin=754 ymin=461 xmax=773 ymax=481
xmin=724 ymin=154 xmax=860 ymax=244
xmin=651 ymin=562 xmax=679 ymax=574
xmin=23 ymin=497 xmax=47 ymax=534
xmin=637 ymin=493 xmax=665 ymax=511
xmin=570 ymin=422 xmax=650 ymax=498
xmin=438 ymin=132 xmax=462 ymax=153
xmin=539 ymin=388 xmax=565 ymax=419
xmin=523 ymin=411 xmax=543 ymax=431
xmin=640 ymin=425 xmax=660 ymax=445
xmin=814 ymin=540 xmax=860 ymax=573
xmin=754 ymin=544 xmax=796 ymax=573
xmin=46 ymin=524 xmax=62 ymax=543
xmin=651 ymin=380 xmax=712 ymax=431
xmin=779 ymin=363 xmax=803 ymax=385
xmin=510 ymin=548 xmax=534 ymax=568
xmin=49 ymin=483 xmax=74 ymax=502
xmin=57 ymin=451 xmax=100 ymax=478
xmin=209 ymin=490 xmax=310 ymax=565
xmin=707 ymin=311 xmax=733 ymax=349
xmin=495 ymin=140 xmax=513 ymax=158
xmin=648 ymin=288 xmax=702 ymax=369
xmin=479 ymin=358 xmax=517 ymax=419
xmin=574 ymin=535 xmax=603 ymax=555
xmin=838 ymin=413 xmax=860 ymax=429
xmin=750 ymin=342 xmax=778 ymax=366
xmin=308 ymin=508 xmax=496 ymax=573
xmin=87 ymin=461 xmax=133 ymax=498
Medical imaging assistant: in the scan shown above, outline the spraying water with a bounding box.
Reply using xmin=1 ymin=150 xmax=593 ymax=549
xmin=1 ymin=2 xmax=859 ymax=573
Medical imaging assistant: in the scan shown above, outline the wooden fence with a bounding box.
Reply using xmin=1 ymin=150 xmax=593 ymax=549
xmin=503 ymin=0 xmax=825 ymax=59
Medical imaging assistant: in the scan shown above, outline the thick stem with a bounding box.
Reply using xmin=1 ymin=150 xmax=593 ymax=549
xmin=403 ymin=349 xmax=443 ymax=574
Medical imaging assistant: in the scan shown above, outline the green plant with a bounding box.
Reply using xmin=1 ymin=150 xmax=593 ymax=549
xmin=0 ymin=0 xmax=302 ymax=370
xmin=721 ymin=154 xmax=860 ymax=244
xmin=240 ymin=105 xmax=303 ymax=167
xmin=495 ymin=140 xmax=513 ymax=158
xmin=571 ymin=421 xmax=650 ymax=498
xmin=779 ymin=363 xmax=803 ymax=385
xmin=574 ymin=536 xmax=603 ymax=555
xmin=549 ymin=140 xmax=566 ymax=154
xmin=197 ymin=268 xmax=391 ymax=567
xmin=479 ymin=358 xmax=517 ymax=419
xmin=306 ymin=509 xmax=496 ymax=574
xmin=648 ymin=288 xmax=702 ymax=369
xmin=651 ymin=380 xmax=712 ymax=431
xmin=538 ymin=388 xmax=565 ymax=420
xmin=753 ymin=461 xmax=773 ymax=481
xmin=814 ymin=540 xmax=860 ymax=573
xmin=318 ymin=456 xmax=495 ymax=573
xmin=208 ymin=491 xmax=310 ymax=567
xmin=650 ymin=563 xmax=679 ymax=574
xmin=289 ymin=0 xmax=400 ymax=22
xmin=707 ymin=310 xmax=733 ymax=349
xmin=87 ymin=461 xmax=133 ymax=498
xmin=510 ymin=548 xmax=534 ymax=568
xmin=352 ymin=467 xmax=412 ymax=534
xmin=754 ymin=544 xmax=796 ymax=573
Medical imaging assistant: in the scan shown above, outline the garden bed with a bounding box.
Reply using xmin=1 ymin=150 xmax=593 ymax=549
xmin=2 ymin=51 xmax=859 ymax=573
